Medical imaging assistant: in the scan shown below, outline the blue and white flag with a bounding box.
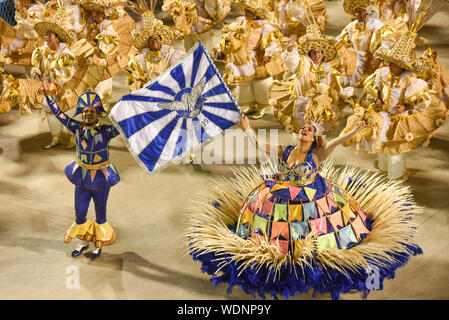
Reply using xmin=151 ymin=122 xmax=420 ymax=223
xmin=109 ymin=43 xmax=241 ymax=174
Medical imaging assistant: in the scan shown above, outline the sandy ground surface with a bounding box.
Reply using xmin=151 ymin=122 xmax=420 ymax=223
xmin=0 ymin=1 xmax=449 ymax=300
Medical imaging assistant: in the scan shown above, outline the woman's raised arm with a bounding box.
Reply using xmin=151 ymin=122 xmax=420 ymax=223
xmin=236 ymin=113 xmax=282 ymax=158
xmin=319 ymin=121 xmax=368 ymax=160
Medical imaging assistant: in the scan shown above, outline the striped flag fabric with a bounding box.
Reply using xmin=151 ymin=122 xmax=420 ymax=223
xmin=109 ymin=43 xmax=241 ymax=174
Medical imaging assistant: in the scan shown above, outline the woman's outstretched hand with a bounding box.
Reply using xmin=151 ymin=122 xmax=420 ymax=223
xmin=236 ymin=113 xmax=250 ymax=131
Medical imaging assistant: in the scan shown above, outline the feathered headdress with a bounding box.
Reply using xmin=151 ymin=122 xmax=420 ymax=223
xmin=127 ymin=0 xmax=182 ymax=50
xmin=375 ymin=0 xmax=449 ymax=72
xmin=287 ymin=0 xmax=337 ymax=61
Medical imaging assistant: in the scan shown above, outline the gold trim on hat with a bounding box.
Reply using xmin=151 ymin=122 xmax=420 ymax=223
xmin=131 ymin=11 xmax=182 ymax=50
xmin=296 ymin=24 xmax=338 ymax=62
xmin=80 ymin=0 xmax=119 ymax=20
xmin=34 ymin=7 xmax=75 ymax=44
xmin=233 ymin=0 xmax=271 ymax=20
xmin=375 ymin=31 xmax=417 ymax=72
xmin=342 ymin=0 xmax=376 ymax=16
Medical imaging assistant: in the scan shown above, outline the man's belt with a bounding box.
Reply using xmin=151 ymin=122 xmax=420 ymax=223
xmin=76 ymin=158 xmax=111 ymax=170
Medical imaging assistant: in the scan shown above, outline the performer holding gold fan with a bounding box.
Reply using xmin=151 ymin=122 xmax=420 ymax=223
xmin=265 ymin=0 xmax=327 ymax=38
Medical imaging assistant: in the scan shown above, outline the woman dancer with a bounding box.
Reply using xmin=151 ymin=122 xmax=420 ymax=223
xmin=186 ymin=114 xmax=422 ymax=299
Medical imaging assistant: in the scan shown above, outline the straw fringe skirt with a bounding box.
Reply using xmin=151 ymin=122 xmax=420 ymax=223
xmin=184 ymin=163 xmax=422 ymax=299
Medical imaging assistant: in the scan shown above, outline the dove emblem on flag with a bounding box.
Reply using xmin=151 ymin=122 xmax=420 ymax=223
xmin=157 ymin=78 xmax=206 ymax=118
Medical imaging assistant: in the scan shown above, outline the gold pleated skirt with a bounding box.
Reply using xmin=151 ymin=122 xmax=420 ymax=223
xmin=64 ymin=220 xmax=118 ymax=248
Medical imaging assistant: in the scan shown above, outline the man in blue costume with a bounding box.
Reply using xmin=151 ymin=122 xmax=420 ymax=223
xmin=42 ymin=74 xmax=120 ymax=260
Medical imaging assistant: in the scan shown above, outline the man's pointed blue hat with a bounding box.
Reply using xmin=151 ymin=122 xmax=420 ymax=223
xmin=75 ymin=92 xmax=106 ymax=116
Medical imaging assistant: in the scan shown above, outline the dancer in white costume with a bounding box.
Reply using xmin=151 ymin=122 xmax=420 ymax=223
xmin=336 ymin=0 xmax=395 ymax=87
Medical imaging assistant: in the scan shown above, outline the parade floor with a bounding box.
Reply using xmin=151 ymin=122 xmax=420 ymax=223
xmin=0 ymin=2 xmax=448 ymax=300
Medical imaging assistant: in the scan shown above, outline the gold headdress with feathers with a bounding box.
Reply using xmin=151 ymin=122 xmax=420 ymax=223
xmin=287 ymin=1 xmax=337 ymax=62
xmin=375 ymin=0 xmax=449 ymax=72
xmin=127 ymin=0 xmax=182 ymax=50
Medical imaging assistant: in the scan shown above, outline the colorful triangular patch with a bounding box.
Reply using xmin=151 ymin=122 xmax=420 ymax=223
xmin=270 ymin=184 xmax=289 ymax=192
xmin=339 ymin=224 xmax=358 ymax=248
xmin=257 ymin=187 xmax=269 ymax=201
xmin=351 ymin=215 xmax=370 ymax=239
xmin=93 ymin=154 xmax=103 ymax=163
xmin=291 ymin=221 xmax=309 ymax=239
xmin=334 ymin=192 xmax=347 ymax=205
xmin=288 ymin=204 xmax=302 ymax=221
xmin=274 ymin=204 xmax=288 ymax=221
xmin=90 ymin=170 xmax=96 ymax=183
xmin=72 ymin=163 xmax=79 ymax=175
xmin=270 ymin=221 xmax=289 ymax=239
xmin=303 ymin=187 xmax=317 ymax=201
xmin=310 ymin=216 xmax=328 ymax=237
xmin=253 ymin=215 xmax=268 ymax=235
xmin=241 ymin=209 xmax=254 ymax=225
xmin=316 ymin=197 xmax=330 ymax=216
xmin=261 ymin=200 xmax=274 ymax=215
xmin=289 ymin=187 xmax=301 ymax=199
xmin=101 ymin=168 xmax=109 ymax=181
xmin=316 ymin=232 xmax=338 ymax=251
xmin=94 ymin=134 xmax=103 ymax=145
xmin=89 ymin=93 xmax=95 ymax=105
xmin=81 ymin=168 xmax=87 ymax=180
xmin=81 ymin=93 xmax=89 ymax=105
xmin=328 ymin=210 xmax=344 ymax=229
